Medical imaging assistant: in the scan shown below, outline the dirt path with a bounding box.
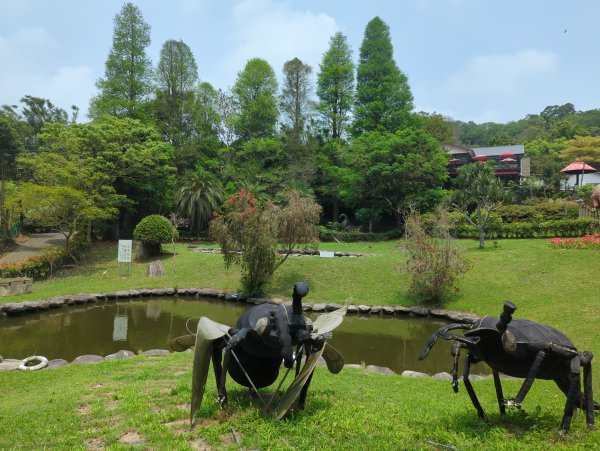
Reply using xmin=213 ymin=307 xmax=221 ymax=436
xmin=0 ymin=233 xmax=66 ymax=264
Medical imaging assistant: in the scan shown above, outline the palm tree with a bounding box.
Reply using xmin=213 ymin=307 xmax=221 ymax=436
xmin=174 ymin=166 xmax=224 ymax=232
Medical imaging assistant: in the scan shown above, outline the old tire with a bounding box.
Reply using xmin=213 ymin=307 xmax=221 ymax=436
xmin=18 ymin=355 xmax=48 ymax=371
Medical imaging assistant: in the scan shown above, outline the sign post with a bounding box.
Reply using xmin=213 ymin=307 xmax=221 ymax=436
xmin=117 ymin=240 xmax=132 ymax=277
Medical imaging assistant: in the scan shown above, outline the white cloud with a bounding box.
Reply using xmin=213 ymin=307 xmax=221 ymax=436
xmin=224 ymin=0 xmax=338 ymax=83
xmin=445 ymin=49 xmax=559 ymax=97
xmin=0 ymin=27 xmax=94 ymax=117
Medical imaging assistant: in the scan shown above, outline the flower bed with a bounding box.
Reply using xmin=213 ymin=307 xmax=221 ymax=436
xmin=549 ymin=233 xmax=600 ymax=249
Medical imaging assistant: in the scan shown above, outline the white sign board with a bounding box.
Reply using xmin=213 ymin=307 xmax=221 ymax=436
xmin=118 ymin=240 xmax=133 ymax=263
xmin=319 ymin=251 xmax=335 ymax=258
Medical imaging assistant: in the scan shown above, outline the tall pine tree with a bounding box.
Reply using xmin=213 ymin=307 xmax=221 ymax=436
xmin=317 ymin=32 xmax=354 ymax=140
xmin=90 ymin=2 xmax=153 ymax=120
xmin=352 ymin=17 xmax=414 ymax=135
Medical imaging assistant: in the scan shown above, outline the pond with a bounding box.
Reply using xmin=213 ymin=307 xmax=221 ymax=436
xmin=0 ymin=297 xmax=489 ymax=375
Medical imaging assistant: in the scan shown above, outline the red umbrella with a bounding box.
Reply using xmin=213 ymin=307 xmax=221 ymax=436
xmin=501 ymin=157 xmax=517 ymax=163
xmin=448 ymin=158 xmax=460 ymax=164
xmin=560 ymin=161 xmax=597 ymax=173
xmin=560 ymin=161 xmax=597 ymax=186
xmin=500 ymin=152 xmax=514 ymax=158
xmin=472 ymin=155 xmax=487 ymax=161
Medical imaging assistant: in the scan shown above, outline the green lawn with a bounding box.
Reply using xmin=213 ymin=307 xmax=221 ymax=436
xmin=1 ymin=238 xmax=600 ymax=449
xmin=0 ymin=353 xmax=598 ymax=450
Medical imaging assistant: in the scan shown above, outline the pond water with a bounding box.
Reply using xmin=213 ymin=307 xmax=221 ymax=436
xmin=0 ymin=297 xmax=489 ymax=375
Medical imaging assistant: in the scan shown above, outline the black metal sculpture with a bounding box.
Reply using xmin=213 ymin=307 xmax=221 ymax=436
xmin=419 ymin=301 xmax=598 ymax=433
xmin=170 ymin=282 xmax=347 ymax=424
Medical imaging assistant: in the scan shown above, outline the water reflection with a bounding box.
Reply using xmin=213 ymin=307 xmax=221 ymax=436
xmin=0 ymin=298 xmax=488 ymax=374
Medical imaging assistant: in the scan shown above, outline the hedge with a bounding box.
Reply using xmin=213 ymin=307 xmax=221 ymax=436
xmin=451 ymin=218 xmax=600 ymax=239
xmin=0 ymin=247 xmax=67 ymax=279
xmin=319 ymin=227 xmax=403 ymax=242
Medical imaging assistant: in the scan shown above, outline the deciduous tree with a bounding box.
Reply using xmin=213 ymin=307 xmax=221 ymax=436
xmin=90 ymin=2 xmax=153 ymax=120
xmin=231 ymin=58 xmax=278 ymax=140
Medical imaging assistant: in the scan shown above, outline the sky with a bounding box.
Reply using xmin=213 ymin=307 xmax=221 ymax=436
xmin=1 ymin=0 xmax=599 ymax=124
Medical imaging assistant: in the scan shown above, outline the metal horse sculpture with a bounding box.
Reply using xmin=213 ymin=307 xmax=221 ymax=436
xmin=171 ymin=282 xmax=347 ymax=424
xmin=419 ymin=301 xmax=598 ymax=433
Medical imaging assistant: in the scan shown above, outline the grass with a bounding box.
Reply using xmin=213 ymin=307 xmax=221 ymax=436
xmin=0 ymin=353 xmax=598 ymax=449
xmin=2 ymin=237 xmax=600 ymax=449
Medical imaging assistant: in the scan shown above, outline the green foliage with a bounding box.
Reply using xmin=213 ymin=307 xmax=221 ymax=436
xmin=353 ymin=17 xmax=415 ymax=135
xmin=417 ymin=112 xmax=455 ymax=144
xmin=451 ymin=218 xmax=599 ymax=239
xmin=154 ymin=39 xmax=198 ymax=147
xmin=562 ymin=135 xmax=600 ymax=168
xmin=90 ymin=2 xmax=153 ymax=120
xmin=496 ymin=201 xmax=578 ymax=223
xmin=232 ymin=58 xmax=278 ymax=140
xmin=210 ymin=189 xmax=321 ymax=296
xmin=318 ymin=226 xmax=402 ymax=242
xmin=451 ymin=161 xmax=511 ymax=248
xmin=344 ymin=129 xmax=448 ymax=220
xmin=401 ymin=209 xmax=470 ymax=305
xmin=316 ymin=32 xmax=355 ymax=139
xmin=0 ymin=246 xmax=67 ymax=279
xmin=174 ymin=165 xmax=224 ymax=232
xmin=133 ymin=214 xmax=176 ymax=244
xmin=0 ymin=116 xmax=21 ymax=242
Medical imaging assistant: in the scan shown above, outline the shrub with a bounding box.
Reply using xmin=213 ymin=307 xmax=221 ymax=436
xmin=133 ymin=215 xmax=177 ymax=258
xmin=450 ymin=218 xmax=599 ymax=239
xmin=400 ymin=209 xmax=470 ymax=305
xmin=210 ymin=189 xmax=321 ymax=296
xmin=0 ymin=246 xmax=67 ymax=279
xmin=549 ymin=234 xmax=600 ymax=249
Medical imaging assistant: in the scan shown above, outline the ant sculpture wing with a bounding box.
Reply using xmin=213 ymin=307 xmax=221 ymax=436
xmin=274 ymin=303 xmax=349 ymax=419
xmin=170 ymin=317 xmax=230 ymax=425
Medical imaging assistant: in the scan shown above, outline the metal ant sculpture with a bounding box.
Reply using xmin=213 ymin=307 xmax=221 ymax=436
xmin=419 ymin=301 xmax=598 ymax=433
xmin=170 ymin=282 xmax=348 ymax=424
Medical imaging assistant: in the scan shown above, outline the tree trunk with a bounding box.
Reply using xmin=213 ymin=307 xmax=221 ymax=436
xmin=477 ymin=208 xmax=485 ymax=249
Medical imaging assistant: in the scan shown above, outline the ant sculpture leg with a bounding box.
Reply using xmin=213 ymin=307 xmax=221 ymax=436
xmin=505 ymin=350 xmax=547 ymax=408
xmin=212 ymin=337 xmax=229 ymax=408
xmin=492 ymin=371 xmax=506 ymax=415
xmin=462 ymin=353 xmax=486 ymax=419
xmin=451 ymin=341 xmax=462 ymax=393
xmin=559 ymin=354 xmax=582 ymax=433
xmin=581 ymin=351 xmax=595 ymax=429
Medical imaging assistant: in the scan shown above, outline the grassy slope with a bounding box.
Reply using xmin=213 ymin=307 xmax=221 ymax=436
xmin=0 ymin=353 xmax=598 ymax=450
xmin=2 ymin=238 xmax=600 ymax=449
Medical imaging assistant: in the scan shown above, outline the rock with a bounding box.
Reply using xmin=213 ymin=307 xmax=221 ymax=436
xmin=326 ymin=303 xmax=342 ymax=311
xmin=4 ymin=303 xmax=27 ymax=315
xmin=47 ymin=359 xmax=69 ymax=369
xmin=149 ymin=288 xmax=166 ymax=296
xmin=432 ymin=372 xmax=453 ymax=381
xmin=394 ymin=306 xmax=411 ymax=314
xmin=48 ymin=298 xmax=66 ymax=308
xmin=401 ymin=370 xmax=430 ymax=378
xmin=0 ymin=359 xmax=21 ymax=371
xmin=73 ymin=355 xmax=104 ymax=364
xmin=302 ymin=304 xmax=312 ymax=312
xmin=343 ymin=364 xmax=362 ymax=370
xmin=197 ymin=288 xmax=219 ymax=297
xmin=410 ymin=306 xmax=429 ymax=316
xmin=347 ymin=305 xmax=359 ymax=314
xmin=357 ymin=304 xmax=371 ymax=313
xmin=366 ymin=365 xmax=395 ymax=375
xmin=445 ymin=311 xmax=480 ymax=323
xmin=114 ymin=290 xmax=131 ymax=299
xmin=72 ymin=294 xmax=96 ymax=304
xmin=382 ymin=306 xmax=395 ymax=315
xmin=312 ymin=303 xmax=327 ymax=312
xmin=127 ymin=289 xmax=141 ymax=297
xmin=105 ymin=350 xmax=136 ymax=360
xmin=225 ymin=292 xmax=242 ymax=301
xmin=139 ymin=288 xmax=153 ymax=296
xmin=23 ymin=301 xmax=43 ymax=311
xmin=370 ymin=306 xmax=382 ymax=314
xmin=469 ymin=374 xmax=486 ymax=381
xmin=142 ymin=349 xmax=169 ymax=356
xmin=429 ymin=308 xmax=450 ymax=318
xmin=147 ymin=260 xmax=165 ymax=278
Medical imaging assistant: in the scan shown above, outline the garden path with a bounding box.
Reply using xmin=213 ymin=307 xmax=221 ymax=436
xmin=0 ymin=233 xmax=65 ymax=264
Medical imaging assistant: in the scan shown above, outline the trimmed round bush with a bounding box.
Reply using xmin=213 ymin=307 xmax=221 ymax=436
xmin=133 ymin=215 xmax=177 ymax=258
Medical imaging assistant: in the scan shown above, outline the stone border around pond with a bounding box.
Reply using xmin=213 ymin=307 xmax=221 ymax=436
xmin=0 ymin=287 xmax=484 ymax=375
xmin=0 ymin=286 xmax=481 ymax=324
